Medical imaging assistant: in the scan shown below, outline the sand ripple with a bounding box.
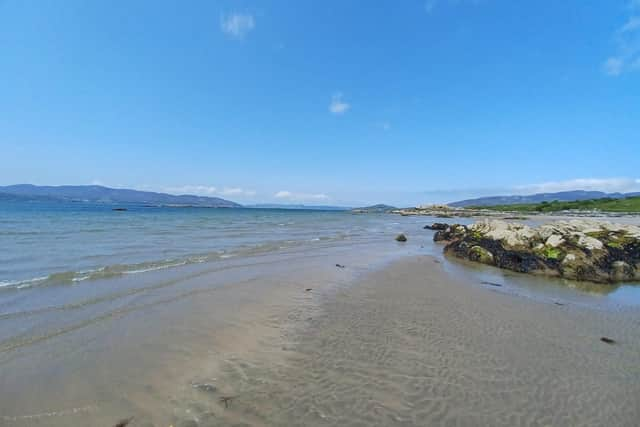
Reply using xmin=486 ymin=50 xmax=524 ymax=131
xmin=173 ymin=257 xmax=640 ymax=427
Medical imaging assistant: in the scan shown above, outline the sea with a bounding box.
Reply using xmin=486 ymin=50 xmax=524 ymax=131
xmin=0 ymin=201 xmax=417 ymax=289
xmin=1 ymin=201 xmax=639 ymax=425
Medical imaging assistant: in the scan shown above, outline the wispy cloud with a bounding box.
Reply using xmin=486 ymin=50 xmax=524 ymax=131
xmin=166 ymin=185 xmax=219 ymax=196
xmin=329 ymin=92 xmax=350 ymax=115
xmin=514 ymin=178 xmax=640 ymax=194
xmin=165 ymin=185 xmax=256 ymax=198
xmin=274 ymin=190 xmax=330 ymax=202
xmin=418 ymin=177 xmax=640 ymax=205
xmin=219 ymin=187 xmax=256 ymax=197
xmin=220 ymin=13 xmax=255 ymax=39
xmin=603 ymin=3 xmax=640 ymax=76
xmin=604 ymin=57 xmax=625 ymax=76
xmin=424 ymin=0 xmax=483 ymax=14
xmin=378 ymin=121 xmax=391 ymax=131
xmin=424 ymin=0 xmax=438 ymax=13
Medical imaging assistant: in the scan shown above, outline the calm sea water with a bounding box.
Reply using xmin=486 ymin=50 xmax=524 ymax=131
xmin=0 ymin=201 xmax=417 ymax=289
xmin=2 ymin=200 xmax=638 ymax=306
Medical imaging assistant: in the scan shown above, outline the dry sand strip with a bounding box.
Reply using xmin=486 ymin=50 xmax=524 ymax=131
xmin=195 ymin=256 xmax=640 ymax=427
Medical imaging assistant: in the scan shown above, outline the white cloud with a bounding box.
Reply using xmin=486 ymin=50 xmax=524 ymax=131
xmin=166 ymin=185 xmax=218 ymax=196
xmin=219 ymin=187 xmax=256 ymax=197
xmin=424 ymin=0 xmax=483 ymax=14
xmin=621 ymin=16 xmax=640 ymax=32
xmin=275 ymin=190 xmax=330 ymax=202
xmin=165 ymin=185 xmax=256 ymax=198
xmin=603 ymin=9 xmax=640 ymax=76
xmin=274 ymin=190 xmax=293 ymax=198
xmin=220 ymin=13 xmax=255 ymax=39
xmin=514 ymin=178 xmax=640 ymax=194
xmin=604 ymin=57 xmax=624 ymax=76
xmin=425 ymin=0 xmax=438 ymax=13
xmin=329 ymin=93 xmax=350 ymax=115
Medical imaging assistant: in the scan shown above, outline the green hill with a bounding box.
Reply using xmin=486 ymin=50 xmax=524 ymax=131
xmin=470 ymin=196 xmax=640 ymax=213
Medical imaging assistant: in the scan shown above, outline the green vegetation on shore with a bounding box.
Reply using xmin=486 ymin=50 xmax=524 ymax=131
xmin=470 ymin=196 xmax=640 ymax=213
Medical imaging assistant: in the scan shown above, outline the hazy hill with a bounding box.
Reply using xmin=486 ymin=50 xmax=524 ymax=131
xmin=0 ymin=184 xmax=241 ymax=208
xmin=351 ymin=204 xmax=397 ymax=213
xmin=450 ymin=190 xmax=640 ymax=208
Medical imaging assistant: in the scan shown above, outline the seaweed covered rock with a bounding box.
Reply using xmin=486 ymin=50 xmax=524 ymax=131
xmin=433 ymin=219 xmax=640 ymax=284
xmin=424 ymin=223 xmax=449 ymax=231
xmin=434 ymin=224 xmax=468 ymax=242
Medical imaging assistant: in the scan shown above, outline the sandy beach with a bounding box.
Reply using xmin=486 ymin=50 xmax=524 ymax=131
xmin=6 ymin=247 xmax=640 ymax=427
xmin=188 ymin=256 xmax=640 ymax=427
xmin=2 ymin=218 xmax=640 ymax=426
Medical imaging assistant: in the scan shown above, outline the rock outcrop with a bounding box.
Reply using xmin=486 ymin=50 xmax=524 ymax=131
xmin=433 ymin=219 xmax=640 ymax=283
xmin=424 ymin=223 xmax=449 ymax=230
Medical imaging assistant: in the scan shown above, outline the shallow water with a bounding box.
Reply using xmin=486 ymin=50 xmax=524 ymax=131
xmin=1 ymin=202 xmax=639 ymax=426
xmin=0 ymin=202 xmax=415 ymax=288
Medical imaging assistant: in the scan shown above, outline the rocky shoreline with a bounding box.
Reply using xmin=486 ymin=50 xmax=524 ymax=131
xmin=431 ymin=219 xmax=640 ymax=284
xmin=393 ymin=206 xmax=640 ymax=219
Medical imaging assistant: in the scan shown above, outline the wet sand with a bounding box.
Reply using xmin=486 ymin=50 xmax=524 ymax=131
xmin=170 ymin=256 xmax=640 ymax=427
xmin=0 ymin=242 xmax=420 ymax=427
xmin=2 ymin=245 xmax=640 ymax=426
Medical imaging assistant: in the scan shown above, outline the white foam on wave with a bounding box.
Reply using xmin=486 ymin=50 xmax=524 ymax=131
xmin=0 ymin=275 xmax=49 ymax=290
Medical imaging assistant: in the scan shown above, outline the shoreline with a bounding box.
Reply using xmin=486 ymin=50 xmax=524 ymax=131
xmin=0 ymin=241 xmax=421 ymax=427
xmin=1 ymin=226 xmax=639 ymax=426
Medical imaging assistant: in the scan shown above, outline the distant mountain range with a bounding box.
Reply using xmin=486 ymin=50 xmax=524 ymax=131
xmin=0 ymin=184 xmax=241 ymax=208
xmin=450 ymin=190 xmax=640 ymax=208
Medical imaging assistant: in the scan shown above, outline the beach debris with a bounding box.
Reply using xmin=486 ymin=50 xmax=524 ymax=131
xmin=305 ymin=288 xmax=312 ymax=292
xmin=335 ymin=263 xmax=345 ymax=268
xmin=481 ymin=281 xmax=503 ymax=287
xmin=219 ymin=396 xmax=236 ymax=408
xmin=600 ymin=337 xmax=616 ymax=345
xmin=395 ymin=233 xmax=407 ymax=242
xmin=192 ymin=382 xmax=217 ymax=394
xmin=113 ymin=417 xmax=134 ymax=427
xmin=554 ymin=301 xmax=565 ymax=306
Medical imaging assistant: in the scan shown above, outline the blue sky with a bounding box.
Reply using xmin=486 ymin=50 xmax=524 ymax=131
xmin=1 ymin=0 xmax=639 ymax=206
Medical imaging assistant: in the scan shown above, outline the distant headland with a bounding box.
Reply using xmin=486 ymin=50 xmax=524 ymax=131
xmin=0 ymin=184 xmax=241 ymax=208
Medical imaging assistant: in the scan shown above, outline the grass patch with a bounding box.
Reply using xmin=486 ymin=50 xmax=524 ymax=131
xmin=468 ymin=196 xmax=640 ymax=213
xmin=607 ymin=241 xmax=624 ymax=250
xmin=542 ymin=247 xmax=562 ymax=260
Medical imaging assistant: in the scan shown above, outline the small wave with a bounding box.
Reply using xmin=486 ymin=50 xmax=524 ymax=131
xmin=0 ymin=276 xmax=49 ymax=289
xmin=122 ymin=260 xmax=189 ymax=275
xmin=0 ymin=235 xmax=352 ymax=291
